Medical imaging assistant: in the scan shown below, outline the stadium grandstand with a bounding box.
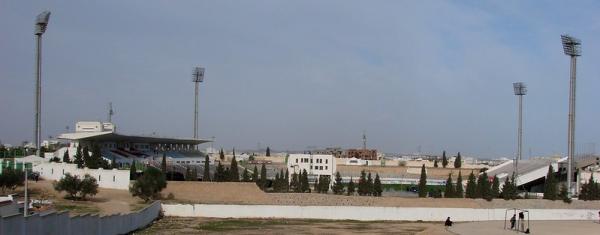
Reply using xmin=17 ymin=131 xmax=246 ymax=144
xmin=56 ymin=121 xmax=212 ymax=179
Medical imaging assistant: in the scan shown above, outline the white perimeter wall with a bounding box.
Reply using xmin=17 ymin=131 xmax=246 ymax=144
xmin=162 ymin=204 xmax=599 ymax=222
xmin=33 ymin=162 xmax=130 ymax=190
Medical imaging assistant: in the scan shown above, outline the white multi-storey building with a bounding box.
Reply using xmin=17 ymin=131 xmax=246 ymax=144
xmin=287 ymin=154 xmax=336 ymax=181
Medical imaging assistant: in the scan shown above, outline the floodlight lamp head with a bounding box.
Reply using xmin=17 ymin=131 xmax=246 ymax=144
xmin=35 ymin=11 xmax=51 ymax=35
xmin=192 ymin=67 xmax=205 ymax=83
xmin=561 ymin=34 xmax=581 ymax=56
xmin=513 ymin=82 xmax=527 ymax=96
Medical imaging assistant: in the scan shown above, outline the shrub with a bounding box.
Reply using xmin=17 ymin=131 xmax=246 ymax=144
xmin=53 ymin=173 xmax=98 ymax=200
xmin=129 ymin=167 xmax=167 ymax=202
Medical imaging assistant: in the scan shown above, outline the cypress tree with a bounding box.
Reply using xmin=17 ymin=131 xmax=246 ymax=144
xmin=501 ymin=174 xmax=517 ymax=200
xmin=130 ymin=160 xmax=137 ymax=180
xmin=476 ymin=172 xmax=491 ymax=200
xmin=83 ymin=146 xmax=92 ymax=168
xmin=358 ymin=170 xmax=367 ymax=196
xmin=543 ymin=165 xmax=558 ymax=200
xmin=242 ymin=168 xmax=250 ymax=182
xmin=315 ymin=176 xmax=321 ymax=193
xmin=260 ymin=163 xmax=267 ymax=190
xmin=74 ymin=145 xmax=84 ymax=168
xmin=444 ymin=173 xmax=455 ymax=198
xmin=62 ymin=150 xmax=70 ymax=163
xmin=454 ymin=152 xmax=462 ymax=168
xmin=455 ymin=171 xmax=464 ymax=198
xmin=559 ymin=184 xmax=571 ymax=203
xmin=266 ymin=147 xmax=271 ymax=157
xmin=161 ymin=153 xmax=167 ymax=173
xmin=465 ymin=171 xmax=477 ymax=198
xmin=491 ymin=175 xmax=500 ymax=198
xmin=373 ymin=173 xmax=382 ymax=197
xmin=252 ymin=166 xmax=259 ymax=183
xmin=203 ymin=155 xmax=211 ymax=181
xmin=284 ymin=169 xmax=289 ymax=192
xmin=291 ymin=172 xmax=300 ymax=192
xmin=367 ymin=172 xmax=374 ymax=196
xmin=418 ymin=164 xmax=427 ymax=198
xmin=301 ymin=169 xmax=310 ymax=193
xmin=434 ymin=159 xmax=438 ymax=168
xmin=229 ymin=156 xmax=239 ymax=182
xmin=442 ymin=151 xmax=448 ymax=168
xmin=347 ymin=177 xmax=356 ymax=196
xmin=332 ymin=172 xmax=344 ymax=195
xmin=214 ymin=161 xmax=225 ymax=182
xmin=274 ymin=172 xmax=281 ymax=192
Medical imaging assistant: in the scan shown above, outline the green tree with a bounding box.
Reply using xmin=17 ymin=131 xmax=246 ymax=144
xmin=501 ymin=174 xmax=517 ymax=200
xmin=476 ymin=171 xmax=491 ymax=200
xmin=347 ymin=177 xmax=356 ymax=196
xmin=367 ymin=172 xmax=374 ymax=196
xmin=373 ymin=173 xmax=382 ymax=197
xmin=278 ymin=169 xmax=285 ymax=192
xmin=358 ymin=170 xmax=367 ymax=196
xmin=203 ymin=155 xmax=211 ymax=181
xmin=62 ymin=150 xmax=70 ymax=163
xmin=82 ymin=146 xmax=92 ymax=168
xmin=74 ymin=145 xmax=84 ymax=168
xmin=79 ymin=174 xmax=99 ymax=200
xmin=214 ymin=161 xmax=225 ymax=182
xmin=455 ymin=171 xmax=464 ymax=198
xmin=0 ymin=167 xmax=24 ymax=193
xmin=543 ymin=165 xmax=558 ymax=200
xmin=229 ymin=156 xmax=239 ymax=182
xmin=454 ymin=152 xmax=462 ymax=168
xmin=559 ymin=184 xmax=571 ymax=203
xmin=266 ymin=147 xmax=271 ymax=156
xmin=53 ymin=173 xmax=81 ymax=199
xmin=465 ymin=171 xmax=477 ymax=198
xmin=242 ymin=168 xmax=251 ymax=182
xmin=129 ymin=167 xmax=167 ymax=202
xmin=418 ymin=164 xmax=427 ymax=198
xmin=332 ymin=172 xmax=345 ymax=195
xmin=442 ymin=151 xmax=448 ymax=168
xmin=434 ymin=159 xmax=439 ymax=168
xmin=260 ymin=163 xmax=267 ymax=190
xmin=444 ymin=173 xmax=455 ymax=198
xmin=252 ymin=165 xmax=259 ymax=183
xmin=491 ymin=175 xmax=500 ymax=198
xmin=284 ymin=169 xmax=289 ymax=191
xmin=161 ymin=153 xmax=167 ymax=173
xmin=290 ymin=172 xmax=300 ymax=192
xmin=130 ymin=160 xmax=137 ymax=180
xmin=300 ymin=169 xmax=310 ymax=193
xmin=219 ymin=148 xmax=225 ymax=160
xmin=274 ymin=172 xmax=281 ymax=192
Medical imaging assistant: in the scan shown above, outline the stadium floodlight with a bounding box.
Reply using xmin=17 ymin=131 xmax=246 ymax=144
xmin=561 ymin=35 xmax=581 ymax=197
xmin=31 ymin=10 xmax=51 ymax=217
xmin=513 ymin=82 xmax=527 ymax=189
xmin=192 ymin=67 xmax=205 ymax=147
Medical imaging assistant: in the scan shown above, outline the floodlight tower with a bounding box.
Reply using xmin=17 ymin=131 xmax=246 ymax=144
xmin=561 ymin=35 xmax=581 ymax=196
xmin=513 ymin=82 xmax=527 ymax=186
xmin=34 ymin=11 xmax=50 ymax=158
xmin=192 ymin=67 xmax=205 ymax=148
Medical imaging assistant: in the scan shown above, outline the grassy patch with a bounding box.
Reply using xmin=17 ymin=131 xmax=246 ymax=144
xmin=54 ymin=202 xmax=100 ymax=214
xmin=197 ymin=219 xmax=303 ymax=231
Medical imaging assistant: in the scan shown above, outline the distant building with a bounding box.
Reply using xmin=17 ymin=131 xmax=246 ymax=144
xmin=344 ymin=149 xmax=378 ymax=160
xmin=287 ymin=154 xmax=336 ymax=183
xmin=313 ymin=147 xmax=343 ymax=158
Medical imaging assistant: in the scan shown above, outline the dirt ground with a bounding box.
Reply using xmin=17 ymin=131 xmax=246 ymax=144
xmin=449 ymin=220 xmax=600 ymax=235
xmin=137 ymin=217 xmax=452 ymax=235
xmin=163 ymin=181 xmax=600 ymax=209
xmin=25 ymin=180 xmax=147 ymax=215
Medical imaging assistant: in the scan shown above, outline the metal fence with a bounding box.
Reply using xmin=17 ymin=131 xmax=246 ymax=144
xmin=0 ymin=201 xmax=161 ymax=235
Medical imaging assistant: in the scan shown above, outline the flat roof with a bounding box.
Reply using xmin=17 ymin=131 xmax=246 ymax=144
xmin=58 ymin=132 xmax=210 ymax=145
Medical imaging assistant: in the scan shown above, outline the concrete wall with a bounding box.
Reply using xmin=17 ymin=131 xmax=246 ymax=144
xmin=162 ymin=204 xmax=599 ymax=222
xmin=0 ymin=201 xmax=160 ymax=235
xmin=33 ymin=162 xmax=130 ymax=190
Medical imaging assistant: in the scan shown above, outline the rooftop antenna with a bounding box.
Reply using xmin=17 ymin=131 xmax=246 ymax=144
xmin=192 ymin=67 xmax=205 ymax=148
xmin=362 ymin=131 xmax=367 ymax=150
xmin=108 ymin=102 xmax=114 ymax=123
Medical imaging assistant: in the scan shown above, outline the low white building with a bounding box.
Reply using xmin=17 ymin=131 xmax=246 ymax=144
xmin=344 ymin=157 xmax=366 ymax=166
xmin=287 ymin=154 xmax=336 ymax=182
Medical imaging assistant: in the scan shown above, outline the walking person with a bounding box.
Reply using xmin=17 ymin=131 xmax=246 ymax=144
xmin=445 ymin=217 xmax=453 ymax=227
xmin=510 ymin=214 xmax=516 ymax=230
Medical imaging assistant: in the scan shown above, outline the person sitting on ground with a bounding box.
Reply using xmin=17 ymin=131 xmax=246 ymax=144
xmin=445 ymin=217 xmax=453 ymax=227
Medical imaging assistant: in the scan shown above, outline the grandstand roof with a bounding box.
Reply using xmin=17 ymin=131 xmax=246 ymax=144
xmin=58 ymin=131 xmax=210 ymax=145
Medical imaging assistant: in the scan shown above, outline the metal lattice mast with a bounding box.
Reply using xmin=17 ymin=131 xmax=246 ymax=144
xmin=192 ymin=67 xmax=205 ymax=147
xmin=513 ymin=82 xmax=527 ymax=188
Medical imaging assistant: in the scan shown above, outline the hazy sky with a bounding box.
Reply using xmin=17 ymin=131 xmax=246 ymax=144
xmin=1 ymin=1 xmax=599 ymax=158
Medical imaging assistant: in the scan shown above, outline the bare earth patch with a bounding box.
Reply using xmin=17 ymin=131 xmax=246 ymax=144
xmin=138 ymin=217 xmax=452 ymax=235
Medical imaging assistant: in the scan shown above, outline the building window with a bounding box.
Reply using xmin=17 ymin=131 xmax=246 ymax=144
xmin=99 ymin=175 xmax=101 ymax=181
xmin=310 ymin=159 xmax=313 ymax=163
xmin=296 ymin=159 xmax=298 ymax=163
xmin=51 ymin=169 xmax=54 ymax=174
xmin=113 ymin=175 xmax=115 ymax=182
xmin=326 ymin=159 xmax=328 ymax=164
xmin=325 ymin=166 xmax=328 ymax=170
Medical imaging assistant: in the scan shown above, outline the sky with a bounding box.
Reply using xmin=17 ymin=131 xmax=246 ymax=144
xmin=1 ymin=1 xmax=599 ymax=158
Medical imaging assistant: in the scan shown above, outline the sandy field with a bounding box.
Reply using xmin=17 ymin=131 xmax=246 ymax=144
xmin=449 ymin=220 xmax=600 ymax=235
xmin=163 ymin=181 xmax=600 ymax=209
xmin=138 ymin=217 xmax=452 ymax=235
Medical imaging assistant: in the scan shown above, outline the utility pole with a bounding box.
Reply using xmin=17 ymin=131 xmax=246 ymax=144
xmin=34 ymin=11 xmax=50 ymax=158
xmin=513 ymin=82 xmax=527 ymax=188
xmin=192 ymin=67 xmax=205 ymax=149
